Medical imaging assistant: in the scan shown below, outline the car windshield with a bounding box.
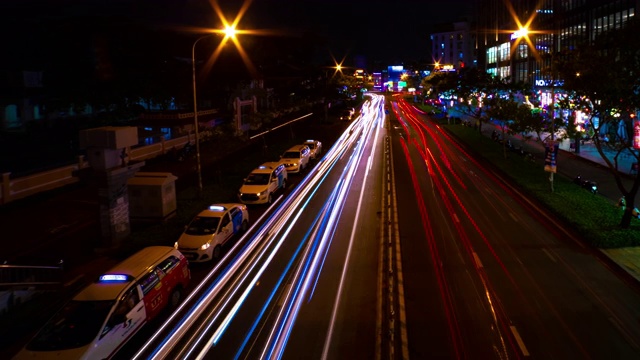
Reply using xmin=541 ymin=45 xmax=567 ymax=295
xmin=26 ymin=300 xmax=114 ymax=351
xmin=244 ymin=173 xmax=270 ymax=185
xmin=306 ymin=143 xmax=316 ymax=149
xmin=282 ymin=151 xmax=300 ymax=159
xmin=185 ymin=216 xmax=220 ymax=235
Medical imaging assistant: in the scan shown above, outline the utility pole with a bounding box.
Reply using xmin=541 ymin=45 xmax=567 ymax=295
xmin=550 ymin=69 xmax=555 ymax=193
xmin=547 ymin=20 xmax=557 ymax=193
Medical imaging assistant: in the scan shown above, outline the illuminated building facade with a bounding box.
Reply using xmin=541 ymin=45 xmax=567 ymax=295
xmin=429 ymin=21 xmax=476 ymax=72
xmin=475 ymin=0 xmax=639 ymax=147
xmin=372 ymin=72 xmax=382 ymax=91
xmin=384 ymin=66 xmax=406 ymax=92
xmin=476 ymin=0 xmax=638 ymax=85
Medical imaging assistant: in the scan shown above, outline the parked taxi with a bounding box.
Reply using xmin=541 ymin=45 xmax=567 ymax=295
xmin=174 ymin=203 xmax=249 ymax=262
xmin=279 ymin=145 xmax=311 ymax=174
xmin=15 ymin=246 xmax=190 ymax=360
xmin=238 ymin=162 xmax=288 ymax=205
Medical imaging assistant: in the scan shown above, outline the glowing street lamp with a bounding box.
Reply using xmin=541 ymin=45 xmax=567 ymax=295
xmin=191 ymin=27 xmax=238 ymax=197
xmin=512 ymin=22 xmax=559 ymax=192
xmin=223 ymin=25 xmax=237 ymax=38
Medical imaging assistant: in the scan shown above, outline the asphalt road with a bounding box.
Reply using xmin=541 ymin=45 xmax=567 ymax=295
xmin=6 ymin=95 xmax=640 ymax=360
xmin=0 ymin=109 xmax=352 ymax=359
xmin=124 ymin=95 xmax=388 ymax=360
xmin=388 ymin=98 xmax=640 ymax=358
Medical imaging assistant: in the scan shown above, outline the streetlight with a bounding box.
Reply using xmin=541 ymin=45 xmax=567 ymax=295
xmin=191 ymin=27 xmax=237 ymax=197
xmin=511 ymin=24 xmax=558 ymax=192
xmin=544 ymin=25 xmax=559 ymax=193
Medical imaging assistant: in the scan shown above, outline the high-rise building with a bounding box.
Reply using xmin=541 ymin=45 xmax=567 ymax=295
xmin=475 ymin=0 xmax=638 ymax=85
xmin=430 ymin=21 xmax=477 ymax=72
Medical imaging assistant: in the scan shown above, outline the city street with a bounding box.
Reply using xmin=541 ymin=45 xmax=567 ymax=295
xmin=2 ymin=96 xmax=640 ymax=359
xmin=388 ymin=98 xmax=640 ymax=358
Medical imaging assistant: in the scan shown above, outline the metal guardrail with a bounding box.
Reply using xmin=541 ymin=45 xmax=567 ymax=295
xmin=0 ymin=262 xmax=64 ymax=288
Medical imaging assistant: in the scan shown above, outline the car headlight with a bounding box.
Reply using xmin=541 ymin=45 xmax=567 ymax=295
xmin=200 ymin=242 xmax=211 ymax=251
xmin=174 ymin=241 xmax=179 ymax=249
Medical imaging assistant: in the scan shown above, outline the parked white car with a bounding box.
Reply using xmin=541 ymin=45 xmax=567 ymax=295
xmin=279 ymin=145 xmax=311 ymax=174
xmin=303 ymin=139 xmax=322 ymax=160
xmin=174 ymin=203 xmax=249 ymax=262
xmin=238 ymin=162 xmax=288 ymax=205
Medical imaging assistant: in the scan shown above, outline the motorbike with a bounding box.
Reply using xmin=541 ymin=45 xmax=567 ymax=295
xmin=169 ymin=143 xmax=194 ymax=162
xmin=573 ymin=175 xmax=598 ymax=194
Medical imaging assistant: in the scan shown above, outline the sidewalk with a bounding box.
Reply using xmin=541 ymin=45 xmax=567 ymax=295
xmin=476 ymin=121 xmax=640 ymax=285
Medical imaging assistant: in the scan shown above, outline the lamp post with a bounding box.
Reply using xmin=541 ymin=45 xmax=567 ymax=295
xmin=549 ymin=50 xmax=556 ymax=192
xmin=191 ymin=33 xmax=218 ymax=198
xmin=512 ymin=24 xmax=557 ymax=192
xmin=191 ymin=26 xmax=237 ymax=197
xmin=547 ymin=25 xmax=558 ymax=193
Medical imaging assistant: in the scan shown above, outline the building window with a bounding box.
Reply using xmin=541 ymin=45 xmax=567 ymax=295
xmin=517 ymin=44 xmax=528 ymax=59
xmin=498 ymin=43 xmax=510 ymax=62
xmin=487 ymin=46 xmax=497 ymax=64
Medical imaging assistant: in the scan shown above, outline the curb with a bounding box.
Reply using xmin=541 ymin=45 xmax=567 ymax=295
xmin=598 ymin=248 xmax=640 ymax=289
xmin=560 ymin=148 xmax=638 ymax=181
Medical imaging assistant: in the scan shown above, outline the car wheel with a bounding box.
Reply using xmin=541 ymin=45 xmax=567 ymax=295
xmin=241 ymin=220 xmax=248 ymax=233
xmin=213 ymin=245 xmax=222 ymax=260
xmin=169 ymin=287 xmax=183 ymax=309
xmin=268 ymin=193 xmax=273 ymax=204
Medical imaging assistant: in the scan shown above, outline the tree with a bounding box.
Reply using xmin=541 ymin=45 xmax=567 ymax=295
xmin=510 ymin=102 xmax=546 ymax=143
xmin=485 ymin=97 xmax=520 ymax=158
xmin=423 ymin=68 xmax=504 ymax=133
xmin=557 ymin=18 xmax=640 ymax=228
xmin=421 ymin=71 xmax=457 ymax=101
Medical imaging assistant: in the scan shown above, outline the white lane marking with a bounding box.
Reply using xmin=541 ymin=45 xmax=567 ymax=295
xmin=542 ymin=248 xmax=557 ymax=263
xmin=510 ymin=326 xmax=530 ymax=356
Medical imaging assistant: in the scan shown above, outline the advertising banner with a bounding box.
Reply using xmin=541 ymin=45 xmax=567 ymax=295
xmin=544 ymin=141 xmax=559 ymax=173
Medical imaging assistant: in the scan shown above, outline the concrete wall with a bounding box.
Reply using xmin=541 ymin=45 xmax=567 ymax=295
xmin=0 ymin=133 xmax=195 ymax=205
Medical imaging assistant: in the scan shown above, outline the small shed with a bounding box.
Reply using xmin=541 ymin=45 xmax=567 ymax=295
xmin=127 ymin=172 xmax=178 ymax=221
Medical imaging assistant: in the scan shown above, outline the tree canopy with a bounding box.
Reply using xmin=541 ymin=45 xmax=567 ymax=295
xmin=556 ymin=17 xmax=640 ymax=228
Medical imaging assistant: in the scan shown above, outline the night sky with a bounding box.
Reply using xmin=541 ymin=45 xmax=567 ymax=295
xmin=2 ymin=0 xmax=475 ymax=68
xmin=245 ymin=0 xmax=475 ymax=64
